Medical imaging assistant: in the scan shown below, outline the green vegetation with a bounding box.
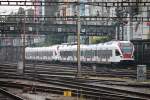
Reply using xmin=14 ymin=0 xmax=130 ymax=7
xmin=90 ymin=36 xmax=112 ymax=44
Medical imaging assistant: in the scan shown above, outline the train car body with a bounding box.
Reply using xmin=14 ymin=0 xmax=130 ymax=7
xmin=25 ymin=45 xmax=59 ymax=62
xmin=25 ymin=41 xmax=134 ymax=65
xmin=58 ymin=41 xmax=134 ymax=64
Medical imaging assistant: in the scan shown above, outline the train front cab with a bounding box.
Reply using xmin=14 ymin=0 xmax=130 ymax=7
xmin=110 ymin=41 xmax=134 ymax=66
xmin=118 ymin=41 xmax=135 ymax=65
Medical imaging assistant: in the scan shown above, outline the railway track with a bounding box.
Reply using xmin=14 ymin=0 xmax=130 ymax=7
xmin=0 ymin=63 xmax=150 ymax=100
xmin=0 ymin=78 xmax=149 ymax=100
xmin=0 ymin=63 xmax=149 ymax=79
xmin=0 ymin=88 xmax=24 ymax=100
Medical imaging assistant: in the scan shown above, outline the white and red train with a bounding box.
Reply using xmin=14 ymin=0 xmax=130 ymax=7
xmin=25 ymin=41 xmax=134 ymax=65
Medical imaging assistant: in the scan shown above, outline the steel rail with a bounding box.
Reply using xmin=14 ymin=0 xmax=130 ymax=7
xmin=0 ymin=88 xmax=24 ymax=100
xmin=0 ymin=63 xmax=150 ymax=99
xmin=0 ymin=80 xmax=145 ymax=100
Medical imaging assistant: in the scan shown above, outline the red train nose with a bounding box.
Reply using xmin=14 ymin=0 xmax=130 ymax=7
xmin=123 ymin=54 xmax=132 ymax=58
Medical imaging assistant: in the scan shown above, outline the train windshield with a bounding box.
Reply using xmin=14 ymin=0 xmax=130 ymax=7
xmin=120 ymin=43 xmax=133 ymax=54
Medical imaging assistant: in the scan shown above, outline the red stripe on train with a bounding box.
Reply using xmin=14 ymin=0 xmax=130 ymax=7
xmin=123 ymin=54 xmax=132 ymax=58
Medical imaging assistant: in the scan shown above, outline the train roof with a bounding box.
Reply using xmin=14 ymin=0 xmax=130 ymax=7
xmin=26 ymin=45 xmax=59 ymax=52
xmin=26 ymin=41 xmax=131 ymax=51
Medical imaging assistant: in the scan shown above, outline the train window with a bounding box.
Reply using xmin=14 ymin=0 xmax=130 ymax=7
xmin=67 ymin=51 xmax=69 ymax=57
xmin=45 ymin=51 xmax=48 ymax=56
xmin=70 ymin=51 xmax=73 ymax=57
xmin=85 ymin=51 xmax=88 ymax=57
xmin=65 ymin=51 xmax=67 ymax=57
xmin=92 ymin=50 xmax=95 ymax=56
xmin=109 ymin=50 xmax=112 ymax=56
xmin=60 ymin=51 xmax=64 ymax=57
xmin=102 ymin=50 xmax=105 ymax=57
xmin=62 ymin=51 xmax=64 ymax=57
xmin=115 ymin=50 xmax=120 ymax=56
xmin=73 ymin=51 xmax=76 ymax=57
xmin=95 ymin=50 xmax=97 ymax=56
xmin=69 ymin=51 xmax=72 ymax=56
xmin=67 ymin=51 xmax=70 ymax=56
xmin=89 ymin=50 xmax=92 ymax=57
xmin=48 ymin=51 xmax=52 ymax=56
xmin=97 ymin=50 xmax=99 ymax=56
xmin=97 ymin=50 xmax=101 ymax=57
xmin=67 ymin=51 xmax=73 ymax=57
xmin=83 ymin=51 xmax=85 ymax=56
xmin=85 ymin=50 xmax=91 ymax=57
xmin=44 ymin=51 xmax=46 ymax=56
xmin=81 ymin=51 xmax=83 ymax=56
xmin=64 ymin=51 xmax=67 ymax=57
xmin=72 ymin=51 xmax=74 ymax=56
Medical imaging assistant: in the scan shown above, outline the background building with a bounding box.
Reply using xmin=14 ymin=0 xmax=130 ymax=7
xmin=2 ymin=0 xmax=149 ymax=46
xmin=129 ymin=4 xmax=150 ymax=40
